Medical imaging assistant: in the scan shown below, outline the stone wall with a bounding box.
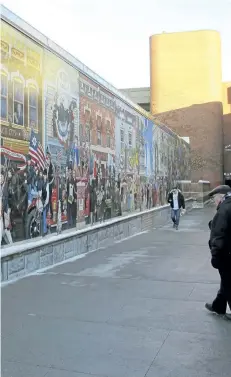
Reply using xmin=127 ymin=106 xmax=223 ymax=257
xmin=1 ymin=199 xmax=194 ymax=283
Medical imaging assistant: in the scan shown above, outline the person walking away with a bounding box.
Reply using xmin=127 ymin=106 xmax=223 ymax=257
xmin=205 ymin=185 xmax=231 ymax=320
xmin=167 ymin=186 xmax=185 ymax=230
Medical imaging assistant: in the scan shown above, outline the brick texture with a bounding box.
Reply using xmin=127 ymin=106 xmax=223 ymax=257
xmin=223 ymin=83 xmax=231 ymax=176
xmin=155 ymin=103 xmax=224 ymax=187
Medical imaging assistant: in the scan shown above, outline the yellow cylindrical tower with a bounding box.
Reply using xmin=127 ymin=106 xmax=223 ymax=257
xmin=150 ymin=30 xmax=222 ymax=113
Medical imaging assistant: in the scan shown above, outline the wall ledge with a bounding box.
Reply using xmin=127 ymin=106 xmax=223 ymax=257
xmin=1 ymin=199 xmax=194 ymax=282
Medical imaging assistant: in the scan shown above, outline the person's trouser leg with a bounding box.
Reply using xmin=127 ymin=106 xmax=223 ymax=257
xmin=171 ymin=209 xmax=176 ymax=224
xmin=67 ymin=204 xmax=72 ymax=227
xmin=43 ymin=207 xmax=47 ymax=235
xmin=212 ymin=266 xmax=231 ymax=314
xmin=49 ymin=187 xmax=53 ymax=219
xmin=175 ymin=209 xmax=181 ymax=227
xmin=90 ymin=212 xmax=94 ymax=225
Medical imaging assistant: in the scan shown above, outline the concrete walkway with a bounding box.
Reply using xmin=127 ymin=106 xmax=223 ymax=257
xmin=2 ymin=207 xmax=231 ymax=377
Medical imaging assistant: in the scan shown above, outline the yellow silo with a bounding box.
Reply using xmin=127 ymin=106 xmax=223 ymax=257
xmin=150 ymin=30 xmax=222 ymax=114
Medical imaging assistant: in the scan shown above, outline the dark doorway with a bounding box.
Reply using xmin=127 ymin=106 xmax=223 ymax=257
xmin=225 ymin=180 xmax=231 ymax=188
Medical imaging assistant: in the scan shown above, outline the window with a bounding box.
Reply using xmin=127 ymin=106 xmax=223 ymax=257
xmin=1 ymin=72 xmax=8 ymax=120
xmin=28 ymin=85 xmax=38 ymax=129
xmin=85 ymin=109 xmax=91 ymax=142
xmin=128 ymin=132 xmax=132 ymax=148
xmin=79 ymin=124 xmax=83 ymax=143
xmin=96 ymin=115 xmax=102 ymax=145
xmin=106 ymin=120 xmax=111 ymax=148
xmin=97 ymin=115 xmax=101 ymax=128
xmin=13 ymin=79 xmax=24 ymax=126
xmin=86 ymin=124 xmax=90 ymax=143
xmin=106 ymin=120 xmax=110 ymax=129
xmin=97 ymin=129 xmax=101 ymax=145
xmin=85 ymin=109 xmax=90 ymax=123
xmin=107 ymin=131 xmax=111 ymax=148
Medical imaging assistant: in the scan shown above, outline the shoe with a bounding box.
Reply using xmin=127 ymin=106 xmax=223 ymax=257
xmin=225 ymin=313 xmax=231 ymax=321
xmin=173 ymin=223 xmax=176 ymax=228
xmin=205 ymin=303 xmax=226 ymax=316
xmin=176 ymin=226 xmax=178 ymax=230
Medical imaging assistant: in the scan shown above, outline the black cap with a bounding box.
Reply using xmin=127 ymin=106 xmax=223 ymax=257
xmin=208 ymin=185 xmax=231 ymax=197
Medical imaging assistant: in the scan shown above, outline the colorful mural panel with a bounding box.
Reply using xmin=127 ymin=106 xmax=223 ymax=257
xmin=1 ymin=21 xmax=44 ymax=243
xmin=115 ymin=100 xmax=138 ymax=212
xmin=43 ymin=51 xmax=79 ymax=231
xmin=0 ymin=19 xmax=191 ymax=248
xmin=79 ymin=73 xmax=116 ymax=225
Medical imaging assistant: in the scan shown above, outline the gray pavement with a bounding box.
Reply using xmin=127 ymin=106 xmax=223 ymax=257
xmin=2 ymin=207 xmax=231 ymax=377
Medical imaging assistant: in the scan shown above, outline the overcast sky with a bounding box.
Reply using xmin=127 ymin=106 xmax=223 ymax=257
xmin=2 ymin=0 xmax=231 ymax=88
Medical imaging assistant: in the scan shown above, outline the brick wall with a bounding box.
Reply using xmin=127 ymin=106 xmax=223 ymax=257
xmin=155 ymin=102 xmax=224 ymax=187
xmin=223 ymin=83 xmax=231 ymax=177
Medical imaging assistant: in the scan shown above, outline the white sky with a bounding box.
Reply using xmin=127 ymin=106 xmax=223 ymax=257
xmin=2 ymin=0 xmax=231 ymax=88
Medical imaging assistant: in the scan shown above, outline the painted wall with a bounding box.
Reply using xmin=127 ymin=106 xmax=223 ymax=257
xmin=0 ymin=19 xmax=190 ymax=246
xmin=1 ymin=21 xmax=43 ymax=156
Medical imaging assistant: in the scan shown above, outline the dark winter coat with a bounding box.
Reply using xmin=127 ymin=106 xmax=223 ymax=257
xmin=209 ymin=195 xmax=231 ymax=269
xmin=167 ymin=190 xmax=185 ymax=209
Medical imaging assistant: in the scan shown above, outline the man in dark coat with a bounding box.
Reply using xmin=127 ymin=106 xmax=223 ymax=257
xmin=205 ymin=185 xmax=231 ymax=320
xmin=167 ymin=186 xmax=185 ymax=230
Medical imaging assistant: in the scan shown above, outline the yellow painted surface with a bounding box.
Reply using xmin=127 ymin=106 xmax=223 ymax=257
xmin=222 ymin=82 xmax=231 ymax=115
xmin=150 ymin=30 xmax=223 ymax=113
xmin=1 ymin=20 xmax=43 ymax=149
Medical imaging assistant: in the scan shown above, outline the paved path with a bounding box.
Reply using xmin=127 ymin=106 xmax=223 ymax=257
xmin=2 ymin=207 xmax=231 ymax=377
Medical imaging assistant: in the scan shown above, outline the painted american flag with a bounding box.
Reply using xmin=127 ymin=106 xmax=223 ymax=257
xmin=57 ymin=148 xmax=62 ymax=162
xmin=29 ymin=130 xmax=45 ymax=170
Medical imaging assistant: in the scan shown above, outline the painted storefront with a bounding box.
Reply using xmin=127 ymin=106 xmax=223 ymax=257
xmin=79 ymin=73 xmax=116 ymax=225
xmin=44 ymin=51 xmax=79 ymax=230
xmin=0 ymin=16 xmax=191 ymax=247
xmin=1 ymin=21 xmax=44 ymax=242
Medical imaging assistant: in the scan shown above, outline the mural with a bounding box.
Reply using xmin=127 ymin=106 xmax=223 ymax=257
xmin=0 ymin=20 xmax=191 ymax=247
